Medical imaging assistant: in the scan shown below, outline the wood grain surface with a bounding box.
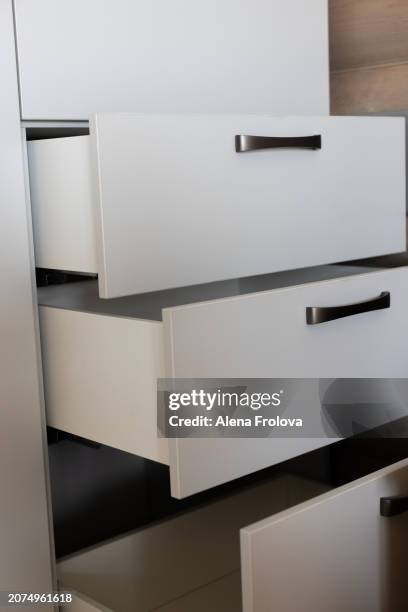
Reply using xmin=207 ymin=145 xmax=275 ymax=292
xmin=330 ymin=0 xmax=408 ymax=113
xmin=331 ymin=62 xmax=408 ymax=114
xmin=330 ymin=0 xmax=408 ymax=71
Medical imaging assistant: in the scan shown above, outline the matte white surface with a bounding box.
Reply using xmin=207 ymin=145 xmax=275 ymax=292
xmin=39 ymin=306 xmax=168 ymax=464
xmin=28 ymin=136 xmax=97 ymax=273
xmin=29 ymin=114 xmax=405 ymax=297
xmin=0 ymin=1 xmax=55 ymax=605
xmin=14 ymin=0 xmax=329 ymax=120
xmin=164 ymin=266 xmax=408 ymax=497
xmin=241 ymin=458 xmax=408 ymax=612
xmin=58 ymin=476 xmax=327 ymax=612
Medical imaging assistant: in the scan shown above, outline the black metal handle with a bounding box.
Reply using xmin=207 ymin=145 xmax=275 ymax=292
xmin=380 ymin=496 xmax=408 ymax=517
xmin=306 ymin=291 xmax=390 ymax=326
xmin=235 ymin=134 xmax=321 ymax=153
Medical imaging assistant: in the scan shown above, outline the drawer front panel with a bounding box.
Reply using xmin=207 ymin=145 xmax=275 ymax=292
xmin=91 ymin=114 xmax=404 ymax=297
xmin=165 ymin=267 xmax=408 ymax=378
xmin=241 ymin=459 xmax=408 ymax=612
xmin=164 ymin=267 xmax=408 ymax=497
xmin=14 ymin=0 xmax=329 ymax=120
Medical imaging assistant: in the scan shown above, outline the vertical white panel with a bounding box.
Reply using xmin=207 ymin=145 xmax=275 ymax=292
xmin=0 ymin=0 xmax=55 ymax=605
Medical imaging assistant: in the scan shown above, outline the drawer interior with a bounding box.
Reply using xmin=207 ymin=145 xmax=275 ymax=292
xmin=57 ymin=474 xmax=330 ymax=612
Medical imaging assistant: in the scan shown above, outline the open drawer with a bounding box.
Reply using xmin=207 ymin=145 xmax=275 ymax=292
xmin=58 ymin=458 xmax=408 ymax=611
xmin=241 ymin=457 xmax=408 ymax=612
xmin=57 ymin=474 xmax=330 ymax=612
xmin=28 ymin=114 xmax=406 ymax=298
xmin=38 ymin=265 xmax=408 ymax=499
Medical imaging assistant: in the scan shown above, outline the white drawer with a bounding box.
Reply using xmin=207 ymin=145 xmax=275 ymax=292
xmin=14 ymin=0 xmax=329 ymax=120
xmin=57 ymin=474 xmax=329 ymax=612
xmin=38 ymin=266 xmax=408 ymax=498
xmin=28 ymin=114 xmax=406 ymax=298
xmin=57 ymin=459 xmax=408 ymax=611
xmin=242 ymin=458 xmax=408 ymax=611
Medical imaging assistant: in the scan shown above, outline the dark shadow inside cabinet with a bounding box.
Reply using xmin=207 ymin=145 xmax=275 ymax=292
xmin=48 ymin=424 xmax=408 ymax=558
xmin=47 ymin=428 xmax=331 ymax=558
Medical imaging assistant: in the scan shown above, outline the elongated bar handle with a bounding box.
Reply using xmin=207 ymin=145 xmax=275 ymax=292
xmin=235 ymin=134 xmax=322 ymax=152
xmin=306 ymin=291 xmax=390 ymax=326
xmin=380 ymin=496 xmax=408 ymax=517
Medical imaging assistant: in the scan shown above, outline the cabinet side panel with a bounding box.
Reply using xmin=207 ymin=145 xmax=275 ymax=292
xmin=0 ymin=0 xmax=55 ymax=603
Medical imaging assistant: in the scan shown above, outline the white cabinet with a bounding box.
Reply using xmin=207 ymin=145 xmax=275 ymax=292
xmin=38 ymin=265 xmax=408 ymax=498
xmin=14 ymin=0 xmax=329 ymax=120
xmin=28 ymin=114 xmax=406 ymax=298
xmin=56 ymin=459 xmax=408 ymax=611
xmin=10 ymin=0 xmax=408 ymax=606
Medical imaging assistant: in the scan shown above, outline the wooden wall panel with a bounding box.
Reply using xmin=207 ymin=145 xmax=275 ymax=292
xmin=330 ymin=0 xmax=408 ymax=71
xmin=331 ymin=63 xmax=408 ymax=115
xmin=330 ymin=0 xmax=408 ymax=114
